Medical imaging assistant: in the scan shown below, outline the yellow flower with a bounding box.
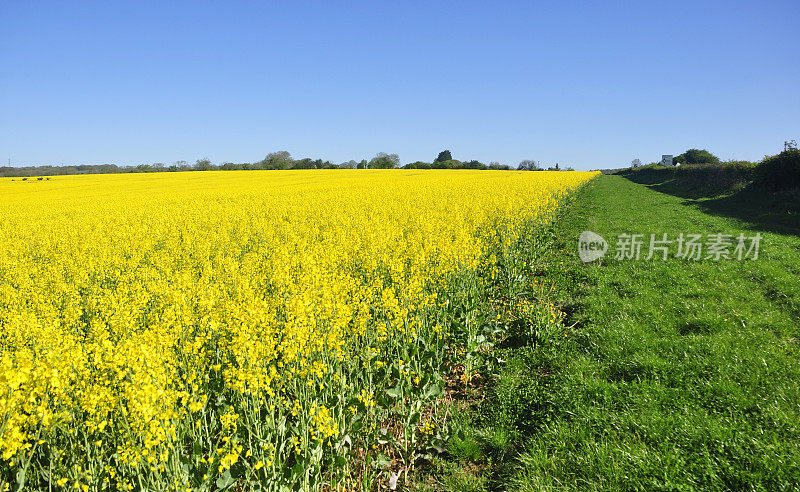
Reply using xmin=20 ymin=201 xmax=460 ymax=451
xmin=0 ymin=169 xmax=595 ymax=487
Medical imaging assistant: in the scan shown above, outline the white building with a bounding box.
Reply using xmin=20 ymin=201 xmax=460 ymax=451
xmin=661 ymin=155 xmax=677 ymax=166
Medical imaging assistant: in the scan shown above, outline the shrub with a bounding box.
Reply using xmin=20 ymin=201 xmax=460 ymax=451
xmin=430 ymin=159 xmax=463 ymax=169
xmin=675 ymin=149 xmax=720 ymax=165
xmin=753 ymin=150 xmax=800 ymax=191
xmin=404 ymin=161 xmax=432 ymax=169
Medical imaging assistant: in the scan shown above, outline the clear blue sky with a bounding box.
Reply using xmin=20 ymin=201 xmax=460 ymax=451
xmin=1 ymin=1 xmax=798 ymax=170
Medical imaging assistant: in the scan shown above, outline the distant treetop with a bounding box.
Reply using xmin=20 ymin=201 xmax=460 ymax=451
xmin=434 ymin=150 xmax=453 ymax=163
xmin=368 ymin=152 xmax=399 ymax=169
xmin=675 ymin=149 xmax=720 ymax=165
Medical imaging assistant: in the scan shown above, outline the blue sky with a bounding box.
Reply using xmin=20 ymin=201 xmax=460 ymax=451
xmin=1 ymin=1 xmax=798 ymax=170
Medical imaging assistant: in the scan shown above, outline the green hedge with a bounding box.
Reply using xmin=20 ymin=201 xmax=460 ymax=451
xmin=752 ymin=149 xmax=800 ymax=191
xmin=617 ymin=162 xmax=756 ymax=196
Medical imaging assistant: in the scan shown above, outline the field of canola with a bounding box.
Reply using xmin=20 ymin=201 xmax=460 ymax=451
xmin=0 ymin=170 xmax=596 ymax=490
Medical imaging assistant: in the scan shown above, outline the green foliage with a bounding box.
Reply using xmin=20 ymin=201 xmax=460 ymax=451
xmin=259 ymin=151 xmax=293 ymax=170
xmin=0 ymin=164 xmax=127 ymax=177
xmin=753 ymin=149 xmax=800 ymax=191
xmin=404 ymin=160 xmax=490 ymax=170
xmin=517 ymin=160 xmax=539 ymax=171
xmin=194 ymin=158 xmax=214 ymax=171
xmin=434 ymin=150 xmax=452 ymax=163
xmin=464 ymin=160 xmax=487 ymax=170
xmin=675 ymin=148 xmax=720 ymax=165
xmin=1 ymin=152 xmax=516 ymax=178
xmin=289 ymin=158 xmax=336 ymax=170
xmin=429 ymin=159 xmax=463 ymax=169
xmin=368 ymin=153 xmax=399 ymax=169
xmin=404 ymin=161 xmax=432 ymax=169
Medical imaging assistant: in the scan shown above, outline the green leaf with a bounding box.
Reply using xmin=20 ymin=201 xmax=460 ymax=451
xmin=15 ymin=468 xmax=25 ymax=491
xmin=215 ymin=470 xmax=233 ymax=490
xmin=374 ymin=453 xmax=392 ymax=468
xmin=424 ymin=383 xmax=443 ymax=399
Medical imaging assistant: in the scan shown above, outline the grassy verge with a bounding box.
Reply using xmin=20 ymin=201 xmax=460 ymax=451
xmin=415 ymin=175 xmax=800 ymax=490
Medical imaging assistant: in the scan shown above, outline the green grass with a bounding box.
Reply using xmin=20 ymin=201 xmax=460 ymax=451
xmin=417 ymin=175 xmax=800 ymax=490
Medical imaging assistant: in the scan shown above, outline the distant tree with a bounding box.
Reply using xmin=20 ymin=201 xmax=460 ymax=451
xmin=675 ymin=149 xmax=720 ymax=165
xmin=381 ymin=153 xmax=400 ymax=165
xmin=434 ymin=150 xmax=453 ymax=163
xmin=464 ymin=160 xmax=487 ymax=170
xmin=404 ymin=161 xmax=431 ymax=169
xmin=261 ymin=151 xmax=293 ymax=170
xmin=172 ymin=160 xmax=189 ymax=171
xmin=517 ymin=160 xmax=539 ymax=171
xmin=368 ymin=152 xmax=399 ymax=169
xmin=269 ymin=150 xmax=292 ymax=161
xmin=99 ymin=164 xmax=121 ymax=174
xmin=431 ymin=159 xmax=462 ymax=169
xmin=340 ymin=160 xmax=358 ymax=169
xmin=194 ymin=158 xmax=213 ymax=171
xmin=357 ymin=160 xmax=367 ymax=169
xmin=290 ymin=158 xmax=315 ymax=170
xmin=631 ymin=158 xmax=642 ymax=168
xmin=287 ymin=158 xmax=333 ymax=170
xmin=489 ymin=162 xmax=511 ymax=170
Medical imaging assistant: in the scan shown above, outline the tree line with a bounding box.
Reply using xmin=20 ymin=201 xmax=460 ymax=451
xmin=0 ymin=150 xmax=576 ymax=177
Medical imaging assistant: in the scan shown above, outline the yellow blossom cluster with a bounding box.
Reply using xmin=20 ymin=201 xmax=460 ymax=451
xmin=0 ymin=169 xmax=596 ymax=489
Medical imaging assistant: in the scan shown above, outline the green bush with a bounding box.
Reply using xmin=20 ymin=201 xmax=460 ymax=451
xmin=753 ymin=149 xmax=800 ymax=191
xmin=430 ymin=159 xmax=463 ymax=169
xmin=675 ymin=149 xmax=720 ymax=165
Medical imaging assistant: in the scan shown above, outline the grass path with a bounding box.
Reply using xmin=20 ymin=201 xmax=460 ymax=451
xmin=422 ymin=175 xmax=800 ymax=490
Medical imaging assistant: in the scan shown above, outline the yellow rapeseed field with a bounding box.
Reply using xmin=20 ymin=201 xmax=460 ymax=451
xmin=0 ymin=170 xmax=596 ymax=490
